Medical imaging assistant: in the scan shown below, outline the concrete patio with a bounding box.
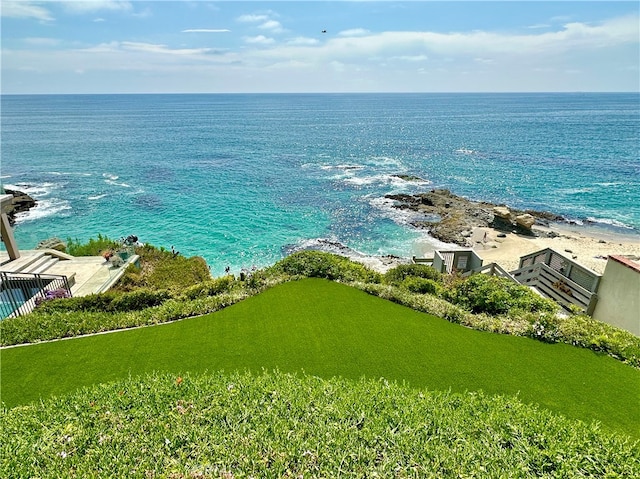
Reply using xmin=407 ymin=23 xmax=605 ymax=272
xmin=0 ymin=249 xmax=139 ymax=297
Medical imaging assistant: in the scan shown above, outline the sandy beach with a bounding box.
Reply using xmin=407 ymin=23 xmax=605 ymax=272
xmin=467 ymin=224 xmax=640 ymax=274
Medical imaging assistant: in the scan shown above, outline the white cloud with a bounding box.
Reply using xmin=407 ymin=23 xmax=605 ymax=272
xmin=338 ymin=28 xmax=370 ymax=37
xmin=182 ymin=29 xmax=231 ymax=33
xmin=120 ymin=42 xmax=213 ymax=56
xmin=1 ymin=1 xmax=53 ymax=21
xmin=24 ymin=37 xmax=61 ymax=47
xmin=74 ymin=41 xmax=215 ymax=57
xmin=244 ymin=35 xmax=275 ymax=45
xmin=287 ymin=37 xmax=319 ymax=46
xmin=3 ymin=12 xmax=637 ymax=93
xmin=392 ymin=55 xmax=428 ymax=62
xmin=60 ymin=1 xmax=133 ymax=14
xmin=237 ymin=14 xmax=269 ymax=23
xmin=259 ymin=20 xmax=284 ymax=33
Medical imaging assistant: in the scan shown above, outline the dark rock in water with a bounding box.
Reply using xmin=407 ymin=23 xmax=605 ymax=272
xmin=497 ymin=233 xmax=507 ymax=238
xmin=3 ymin=189 xmax=37 ymax=225
xmin=392 ymin=174 xmax=426 ymax=182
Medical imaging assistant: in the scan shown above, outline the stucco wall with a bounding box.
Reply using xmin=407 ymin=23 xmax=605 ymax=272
xmin=592 ymin=256 xmax=640 ymax=336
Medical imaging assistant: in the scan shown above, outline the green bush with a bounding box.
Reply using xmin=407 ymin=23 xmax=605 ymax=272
xmin=356 ymin=283 xmax=470 ymax=325
xmin=558 ymin=314 xmax=640 ymax=368
xmin=110 ymin=289 xmax=172 ymax=312
xmin=383 ymin=263 xmax=442 ymax=284
xmin=65 ymin=234 xmax=120 ymax=257
xmin=0 ymin=291 xmax=253 ymax=346
xmin=181 ymin=275 xmax=235 ymax=300
xmin=36 ymin=289 xmax=171 ymax=314
xmin=114 ymin=246 xmax=211 ymax=293
xmin=444 ymin=274 xmax=558 ymax=315
xmin=272 ymin=251 xmax=381 ymax=283
xmin=401 ymin=277 xmax=442 ymax=295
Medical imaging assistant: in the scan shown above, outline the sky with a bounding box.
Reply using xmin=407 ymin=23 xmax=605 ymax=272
xmin=2 ymin=1 xmax=639 ymax=93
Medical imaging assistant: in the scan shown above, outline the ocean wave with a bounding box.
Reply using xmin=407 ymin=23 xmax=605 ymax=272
xmin=342 ymin=174 xmax=431 ymax=188
xmin=586 ymin=217 xmax=635 ymax=230
xmin=104 ymin=179 xmax=132 ymax=188
xmin=47 ymin=171 xmax=92 ymax=177
xmin=594 ymin=182 xmax=623 ymax=187
xmin=282 ymin=237 xmax=410 ymax=273
xmin=369 ymin=196 xmax=437 ymax=226
xmin=316 ymin=164 xmax=365 ymax=171
xmin=103 ymin=173 xmax=119 ymax=181
xmin=560 ymin=187 xmax=596 ymax=195
xmin=3 ymin=182 xmax=55 ymax=197
xmin=455 ymin=148 xmax=476 ymax=155
xmin=13 ymin=198 xmax=72 ymax=223
xmin=368 ymin=156 xmax=403 ymax=168
xmin=88 ymin=194 xmax=108 ymax=200
xmin=0 ymin=175 xmax=11 ymax=179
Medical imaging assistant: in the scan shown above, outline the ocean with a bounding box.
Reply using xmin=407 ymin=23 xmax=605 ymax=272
xmin=1 ymin=93 xmax=638 ymax=276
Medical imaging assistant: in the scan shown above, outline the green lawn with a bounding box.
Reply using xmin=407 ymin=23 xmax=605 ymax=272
xmin=2 ymin=278 xmax=638 ymax=438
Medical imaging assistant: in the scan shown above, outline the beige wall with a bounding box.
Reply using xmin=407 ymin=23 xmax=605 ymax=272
xmin=592 ymin=256 xmax=640 ymax=336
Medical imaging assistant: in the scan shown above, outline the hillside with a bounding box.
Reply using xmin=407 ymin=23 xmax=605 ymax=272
xmin=2 ymin=279 xmax=638 ymax=438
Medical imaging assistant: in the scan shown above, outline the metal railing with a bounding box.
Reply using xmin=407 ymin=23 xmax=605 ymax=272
xmin=0 ymin=271 xmax=72 ymax=319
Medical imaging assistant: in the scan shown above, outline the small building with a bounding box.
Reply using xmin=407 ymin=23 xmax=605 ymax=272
xmin=592 ymin=255 xmax=640 ymax=336
xmin=432 ymin=249 xmax=483 ymax=275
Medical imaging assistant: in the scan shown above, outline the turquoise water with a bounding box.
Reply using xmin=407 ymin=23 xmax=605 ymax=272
xmin=2 ymin=93 xmax=638 ymax=275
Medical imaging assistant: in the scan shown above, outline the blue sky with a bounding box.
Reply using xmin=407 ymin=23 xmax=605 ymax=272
xmin=2 ymin=1 xmax=638 ymax=93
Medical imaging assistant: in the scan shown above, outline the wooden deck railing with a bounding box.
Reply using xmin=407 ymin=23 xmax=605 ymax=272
xmin=511 ymin=262 xmax=598 ymax=314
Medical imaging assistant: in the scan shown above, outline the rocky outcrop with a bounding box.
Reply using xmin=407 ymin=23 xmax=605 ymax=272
xmin=37 ymin=237 xmax=67 ymax=252
xmin=385 ymin=189 xmax=563 ymax=246
xmin=515 ymin=214 xmax=536 ymax=229
xmin=3 ymin=189 xmax=37 ymax=225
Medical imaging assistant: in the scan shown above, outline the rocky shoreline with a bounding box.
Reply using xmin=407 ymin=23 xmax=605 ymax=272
xmin=385 ymin=189 xmax=565 ymax=247
xmin=3 ymin=189 xmax=37 ymax=226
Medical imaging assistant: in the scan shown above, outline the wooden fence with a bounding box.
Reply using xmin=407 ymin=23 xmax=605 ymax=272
xmin=511 ymin=248 xmax=601 ymax=314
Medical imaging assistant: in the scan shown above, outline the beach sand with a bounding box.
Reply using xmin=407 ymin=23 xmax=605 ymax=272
xmin=467 ymin=224 xmax=640 ymax=274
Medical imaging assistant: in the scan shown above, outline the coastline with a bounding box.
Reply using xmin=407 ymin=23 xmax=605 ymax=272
xmin=383 ymin=188 xmax=639 ymax=275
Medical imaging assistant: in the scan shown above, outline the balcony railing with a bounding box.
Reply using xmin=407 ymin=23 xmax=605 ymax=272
xmin=0 ymin=271 xmax=72 ymax=319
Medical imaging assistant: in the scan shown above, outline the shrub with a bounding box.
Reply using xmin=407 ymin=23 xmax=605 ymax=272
xmin=383 ymin=263 xmax=442 ymax=284
xmin=558 ymin=314 xmax=640 ymax=368
xmin=182 ymin=276 xmax=235 ymax=300
xmin=110 ymin=289 xmax=172 ymax=312
xmin=36 ymin=289 xmax=171 ymax=314
xmin=444 ymin=274 xmax=558 ymax=315
xmin=114 ymin=245 xmax=211 ymax=293
xmin=272 ymin=251 xmax=381 ymax=283
xmin=401 ymin=277 xmax=442 ymax=295
xmin=65 ymin=234 xmax=121 ymax=257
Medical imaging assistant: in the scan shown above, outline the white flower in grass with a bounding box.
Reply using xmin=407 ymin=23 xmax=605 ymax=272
xmin=60 ymin=451 xmax=68 ymax=459
xmin=164 ymin=438 xmax=171 ymax=446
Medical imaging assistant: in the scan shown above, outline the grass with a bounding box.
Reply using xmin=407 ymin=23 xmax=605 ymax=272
xmin=2 ymin=371 xmax=638 ymax=478
xmin=2 ymin=278 xmax=638 ymax=439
